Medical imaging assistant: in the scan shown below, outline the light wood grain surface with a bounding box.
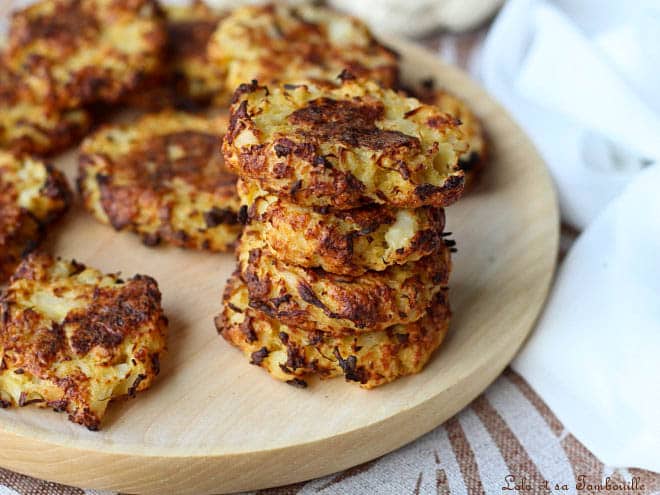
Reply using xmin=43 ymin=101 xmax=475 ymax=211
xmin=0 ymin=37 xmax=559 ymax=494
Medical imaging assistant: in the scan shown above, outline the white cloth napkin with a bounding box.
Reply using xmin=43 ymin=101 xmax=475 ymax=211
xmin=480 ymin=0 xmax=660 ymax=472
xmin=480 ymin=0 xmax=660 ymax=229
xmin=513 ymin=163 xmax=660 ymax=472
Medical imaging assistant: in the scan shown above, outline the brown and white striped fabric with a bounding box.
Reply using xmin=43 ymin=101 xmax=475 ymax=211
xmin=1 ymin=369 xmax=658 ymax=495
xmin=251 ymin=369 xmax=660 ymax=495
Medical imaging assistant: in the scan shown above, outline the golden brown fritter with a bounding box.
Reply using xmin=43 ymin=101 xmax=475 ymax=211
xmin=418 ymin=87 xmax=487 ymax=188
xmin=238 ymin=179 xmax=447 ymax=275
xmin=0 ymin=151 xmax=71 ymax=282
xmin=208 ymin=2 xmax=398 ymax=100
xmin=237 ymin=227 xmax=451 ymax=334
xmin=223 ymin=79 xmax=468 ymax=210
xmin=0 ymin=252 xmax=168 ymax=430
xmin=164 ymin=1 xmax=226 ymax=102
xmin=4 ymin=0 xmax=167 ymax=109
xmin=0 ymin=209 xmax=41 ymax=286
xmin=78 ymin=111 xmax=241 ymax=251
xmin=217 ymin=272 xmax=450 ymax=389
xmin=121 ymin=1 xmax=226 ymax=110
xmin=0 ymin=64 xmax=91 ymax=156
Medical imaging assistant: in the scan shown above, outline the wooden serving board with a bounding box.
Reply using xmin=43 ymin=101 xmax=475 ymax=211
xmin=0 ymin=37 xmax=559 ymax=494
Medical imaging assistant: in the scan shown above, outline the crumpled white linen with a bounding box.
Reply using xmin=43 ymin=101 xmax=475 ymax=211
xmin=481 ymin=0 xmax=660 ymax=472
xmin=480 ymin=0 xmax=660 ymax=229
xmin=512 ymin=163 xmax=660 ymax=472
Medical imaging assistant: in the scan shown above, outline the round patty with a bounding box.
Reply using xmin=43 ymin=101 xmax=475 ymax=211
xmin=223 ymin=79 xmax=468 ymax=209
xmin=418 ymin=88 xmax=488 ymax=188
xmin=4 ymin=0 xmax=167 ymax=109
xmin=217 ymin=271 xmax=450 ymax=389
xmin=208 ymin=2 xmax=398 ymax=100
xmin=239 ymin=179 xmax=447 ymax=275
xmin=237 ymin=226 xmax=451 ymax=334
xmin=0 ymin=64 xmax=91 ymax=156
xmin=0 ymin=151 xmax=71 ymax=282
xmin=0 ymin=252 xmax=167 ymax=430
xmin=78 ymin=111 xmax=241 ymax=252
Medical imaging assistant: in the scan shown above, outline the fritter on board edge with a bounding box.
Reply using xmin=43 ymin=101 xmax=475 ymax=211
xmin=0 ymin=151 xmax=71 ymax=282
xmin=0 ymin=253 xmax=168 ymax=430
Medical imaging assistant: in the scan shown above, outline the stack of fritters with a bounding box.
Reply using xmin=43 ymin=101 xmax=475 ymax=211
xmin=217 ymin=78 xmax=469 ymax=388
xmin=0 ymin=0 xmax=490 ymax=426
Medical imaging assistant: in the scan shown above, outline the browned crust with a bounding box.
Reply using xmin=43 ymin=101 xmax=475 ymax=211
xmin=216 ymin=272 xmax=450 ymax=388
xmin=5 ymin=0 xmax=167 ymax=108
xmin=0 ymin=252 xmax=167 ymax=430
xmin=0 ymin=156 xmax=71 ymax=282
xmin=0 ymin=206 xmax=41 ymax=283
xmin=223 ymin=79 xmax=467 ymax=209
xmin=412 ymin=82 xmax=489 ymax=189
xmin=0 ymin=64 xmax=92 ymax=156
xmin=0 ymin=109 xmax=91 ymax=157
xmin=240 ymin=180 xmax=447 ymax=275
xmin=78 ymin=112 xmax=241 ymax=251
xmin=208 ymin=3 xmax=399 ymax=93
xmin=31 ymin=163 xmax=73 ymax=224
xmin=287 ymin=97 xmax=419 ymax=150
xmin=166 ymin=2 xmax=225 ymax=101
xmin=121 ymin=1 xmax=226 ymax=110
xmin=237 ymin=227 xmax=451 ymax=334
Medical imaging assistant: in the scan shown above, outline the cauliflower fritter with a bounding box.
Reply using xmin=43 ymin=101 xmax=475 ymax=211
xmin=223 ymin=79 xmax=468 ymax=210
xmin=164 ymin=1 xmax=226 ymax=102
xmin=0 ymin=253 xmax=168 ymax=430
xmin=0 ymin=151 xmax=71 ymax=282
xmin=237 ymin=227 xmax=451 ymax=334
xmin=0 ymin=65 xmax=91 ymax=156
xmin=122 ymin=1 xmax=227 ymax=110
xmin=78 ymin=111 xmax=241 ymax=251
xmin=208 ymin=2 xmax=398 ymax=99
xmin=419 ymin=88 xmax=487 ymax=188
xmin=4 ymin=0 xmax=166 ymax=109
xmin=217 ymin=272 xmax=450 ymax=389
xmin=239 ymin=179 xmax=447 ymax=275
